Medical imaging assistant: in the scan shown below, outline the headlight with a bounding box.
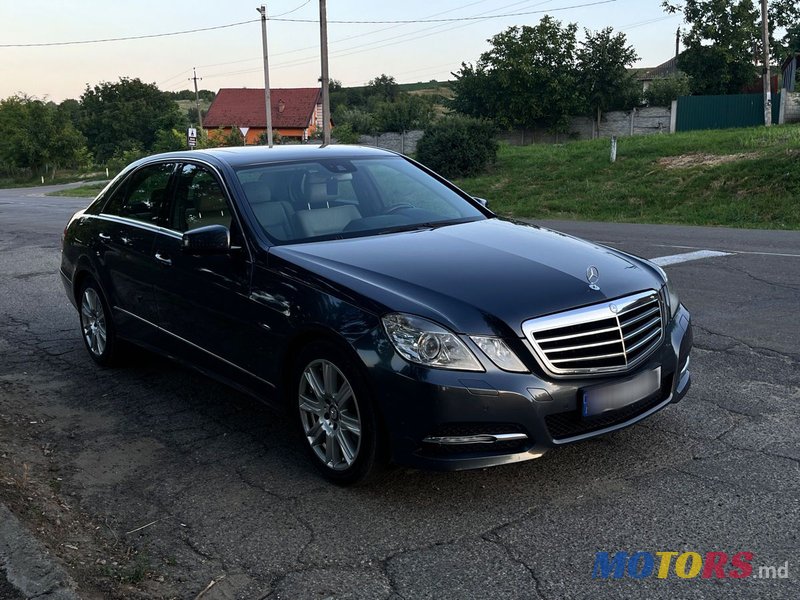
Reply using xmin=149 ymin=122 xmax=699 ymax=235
xmin=382 ymin=313 xmax=483 ymax=371
xmin=470 ymin=336 xmax=528 ymax=373
xmin=653 ymin=263 xmax=680 ymax=318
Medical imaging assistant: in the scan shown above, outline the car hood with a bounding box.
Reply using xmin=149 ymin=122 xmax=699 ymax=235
xmin=270 ymin=219 xmax=663 ymax=336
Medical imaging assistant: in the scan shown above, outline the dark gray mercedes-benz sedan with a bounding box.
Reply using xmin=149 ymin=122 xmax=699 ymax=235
xmin=61 ymin=145 xmax=692 ymax=484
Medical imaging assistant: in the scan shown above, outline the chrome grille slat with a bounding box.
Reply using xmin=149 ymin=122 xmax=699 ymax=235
xmin=545 ymin=338 xmax=624 ymax=354
xmin=522 ymin=290 xmax=665 ymax=375
xmin=619 ymin=306 xmax=660 ymax=327
xmin=535 ymin=326 xmax=620 ymax=344
xmin=625 ymin=328 xmax=661 ymax=354
xmin=550 ymin=352 xmax=626 ymax=364
xmin=623 ymin=316 xmax=661 ymax=341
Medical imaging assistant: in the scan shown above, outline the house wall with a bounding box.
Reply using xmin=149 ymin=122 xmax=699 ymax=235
xmin=205 ymin=126 xmax=312 ymax=145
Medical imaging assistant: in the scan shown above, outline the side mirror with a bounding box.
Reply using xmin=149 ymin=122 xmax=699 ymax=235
xmin=181 ymin=224 xmax=231 ymax=255
xmin=474 ymin=197 xmax=489 ymax=208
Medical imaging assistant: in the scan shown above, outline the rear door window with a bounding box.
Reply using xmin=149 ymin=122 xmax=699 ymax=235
xmin=103 ymin=163 xmax=176 ymax=225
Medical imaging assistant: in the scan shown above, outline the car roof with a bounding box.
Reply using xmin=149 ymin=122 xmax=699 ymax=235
xmin=145 ymin=144 xmax=400 ymax=168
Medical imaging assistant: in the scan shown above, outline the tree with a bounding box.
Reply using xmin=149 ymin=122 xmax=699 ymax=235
xmin=373 ymin=95 xmax=435 ymax=132
xmin=769 ymin=0 xmax=800 ymax=58
xmin=0 ymin=95 xmax=88 ymax=178
xmin=367 ymin=74 xmax=399 ymax=103
xmin=577 ymin=27 xmax=640 ymax=134
xmin=79 ymin=77 xmax=184 ymax=162
xmin=645 ymin=73 xmax=692 ymax=105
xmin=664 ymin=0 xmax=760 ymax=94
xmin=450 ymin=17 xmax=583 ymax=132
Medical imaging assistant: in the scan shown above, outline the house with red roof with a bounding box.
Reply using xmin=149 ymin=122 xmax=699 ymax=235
xmin=203 ymin=87 xmax=324 ymax=144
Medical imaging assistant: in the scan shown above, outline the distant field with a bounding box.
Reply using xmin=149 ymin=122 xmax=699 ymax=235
xmin=176 ymin=99 xmax=212 ymax=120
xmin=398 ymin=80 xmax=453 ymax=93
xmin=47 ymin=181 xmax=108 ymax=198
xmin=454 ymin=125 xmax=800 ymax=230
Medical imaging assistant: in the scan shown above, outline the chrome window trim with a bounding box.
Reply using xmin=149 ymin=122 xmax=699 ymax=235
xmin=90 ymin=214 xmax=182 ymax=239
xmin=522 ymin=290 xmax=664 ymax=376
xmin=97 ymin=157 xmax=255 ymax=263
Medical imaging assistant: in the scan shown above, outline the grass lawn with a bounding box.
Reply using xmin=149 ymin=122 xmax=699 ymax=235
xmin=454 ymin=124 xmax=800 ymax=229
xmin=46 ymin=181 xmax=108 ymax=198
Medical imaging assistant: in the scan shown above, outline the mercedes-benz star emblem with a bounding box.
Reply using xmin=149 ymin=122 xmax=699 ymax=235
xmin=586 ymin=266 xmax=600 ymax=290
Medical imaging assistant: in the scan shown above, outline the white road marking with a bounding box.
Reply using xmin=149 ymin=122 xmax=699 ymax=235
xmin=650 ymin=250 xmax=733 ymax=266
xmin=654 ymin=243 xmax=800 ymax=259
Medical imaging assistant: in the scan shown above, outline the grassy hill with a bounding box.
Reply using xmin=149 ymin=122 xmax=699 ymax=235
xmin=454 ymin=125 xmax=800 ymax=230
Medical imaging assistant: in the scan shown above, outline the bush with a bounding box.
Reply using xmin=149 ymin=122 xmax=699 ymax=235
xmin=107 ymin=146 xmax=148 ymax=177
xmin=333 ymin=123 xmax=360 ymax=145
xmin=645 ymin=73 xmax=691 ymax=107
xmin=415 ymin=116 xmax=498 ymax=178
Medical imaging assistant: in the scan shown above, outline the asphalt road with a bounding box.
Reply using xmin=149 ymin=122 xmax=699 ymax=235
xmin=0 ymin=184 xmax=798 ymax=599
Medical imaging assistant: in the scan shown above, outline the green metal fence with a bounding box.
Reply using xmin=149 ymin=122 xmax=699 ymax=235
xmin=676 ymin=93 xmax=780 ymax=132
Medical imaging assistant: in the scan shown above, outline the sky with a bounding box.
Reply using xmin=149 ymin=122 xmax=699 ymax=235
xmin=0 ymin=0 xmax=684 ymax=102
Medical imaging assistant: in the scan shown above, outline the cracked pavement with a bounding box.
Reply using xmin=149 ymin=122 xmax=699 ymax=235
xmin=0 ymin=188 xmax=798 ymax=599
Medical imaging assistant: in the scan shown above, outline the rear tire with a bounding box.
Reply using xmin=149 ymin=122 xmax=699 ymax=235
xmin=293 ymin=341 xmax=383 ymax=485
xmin=78 ymin=278 xmax=121 ymax=367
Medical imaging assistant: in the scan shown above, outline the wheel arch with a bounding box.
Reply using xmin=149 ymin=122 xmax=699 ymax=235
xmin=280 ymin=326 xmax=391 ymax=461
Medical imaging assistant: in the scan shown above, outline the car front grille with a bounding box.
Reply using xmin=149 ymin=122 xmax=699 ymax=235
xmin=522 ymin=290 xmax=664 ymax=375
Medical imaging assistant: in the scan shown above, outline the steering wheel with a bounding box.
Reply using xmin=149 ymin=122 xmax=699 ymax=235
xmin=384 ymin=203 xmax=414 ymax=214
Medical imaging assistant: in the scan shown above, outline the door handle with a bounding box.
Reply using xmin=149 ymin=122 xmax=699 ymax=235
xmin=98 ymin=233 xmax=111 ymax=241
xmin=154 ymin=252 xmax=172 ymax=266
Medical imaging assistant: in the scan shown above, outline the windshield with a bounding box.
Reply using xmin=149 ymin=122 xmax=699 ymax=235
xmin=234 ymin=156 xmax=486 ymax=244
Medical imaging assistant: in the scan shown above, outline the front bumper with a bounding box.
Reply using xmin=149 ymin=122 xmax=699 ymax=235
xmin=360 ymin=305 xmax=693 ymax=471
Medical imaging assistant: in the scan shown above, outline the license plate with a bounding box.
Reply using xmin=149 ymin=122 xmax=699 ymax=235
xmin=581 ymin=367 xmax=661 ymax=418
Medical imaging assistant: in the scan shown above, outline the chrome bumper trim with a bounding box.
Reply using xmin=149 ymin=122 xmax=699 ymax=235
xmin=422 ymin=433 xmax=529 ymax=445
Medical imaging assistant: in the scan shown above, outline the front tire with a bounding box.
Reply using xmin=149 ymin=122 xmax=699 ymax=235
xmin=294 ymin=341 xmax=382 ymax=485
xmin=78 ymin=278 xmax=120 ymax=367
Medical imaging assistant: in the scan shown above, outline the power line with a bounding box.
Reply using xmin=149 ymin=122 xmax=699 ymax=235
xmin=271 ymin=0 xmax=311 ymax=18
xmin=0 ymin=19 xmax=258 ymax=48
xmin=268 ymin=0 xmax=618 ymax=23
xmin=196 ymin=0 xmax=498 ymax=73
xmin=202 ymin=0 xmax=550 ymax=80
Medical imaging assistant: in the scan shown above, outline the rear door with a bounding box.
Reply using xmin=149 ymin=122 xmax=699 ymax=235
xmin=94 ymin=162 xmax=176 ymax=326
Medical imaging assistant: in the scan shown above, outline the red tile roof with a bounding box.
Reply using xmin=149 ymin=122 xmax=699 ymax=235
xmin=203 ymin=87 xmax=321 ymax=129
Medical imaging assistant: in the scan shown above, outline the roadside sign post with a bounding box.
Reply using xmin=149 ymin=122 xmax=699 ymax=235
xmin=187 ymin=127 xmax=197 ymax=149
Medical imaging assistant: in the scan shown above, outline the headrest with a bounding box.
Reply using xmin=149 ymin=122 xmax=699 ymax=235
xmin=241 ymin=181 xmax=272 ymax=204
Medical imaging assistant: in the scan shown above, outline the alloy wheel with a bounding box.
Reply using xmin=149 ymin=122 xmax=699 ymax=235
xmin=81 ymin=287 xmax=107 ymax=357
xmin=298 ymin=359 xmax=362 ymax=471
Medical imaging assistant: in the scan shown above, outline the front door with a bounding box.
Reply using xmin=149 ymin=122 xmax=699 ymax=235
xmin=151 ymin=163 xmax=262 ymax=378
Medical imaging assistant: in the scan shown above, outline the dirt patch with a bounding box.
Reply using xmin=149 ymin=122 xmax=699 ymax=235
xmin=657 ymin=152 xmax=761 ymax=169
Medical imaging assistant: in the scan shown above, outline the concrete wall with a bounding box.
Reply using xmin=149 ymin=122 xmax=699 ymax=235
xmin=498 ymin=106 xmax=673 ymax=145
xmin=354 ymin=106 xmax=675 ymax=153
xmin=784 ymin=92 xmax=800 ymax=124
xmin=356 ymin=130 xmax=425 ymax=155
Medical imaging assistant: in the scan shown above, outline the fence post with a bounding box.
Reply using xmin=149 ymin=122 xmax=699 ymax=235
xmin=670 ymin=100 xmax=678 ymax=133
xmin=778 ymin=92 xmax=787 ymax=124
xmin=610 ymin=136 xmax=617 ymax=162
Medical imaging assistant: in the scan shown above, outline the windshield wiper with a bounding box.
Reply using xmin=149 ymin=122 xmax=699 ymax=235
xmin=377 ymin=218 xmax=474 ymax=235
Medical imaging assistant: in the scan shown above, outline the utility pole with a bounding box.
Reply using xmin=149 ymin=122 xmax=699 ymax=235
xmin=257 ymin=4 xmax=274 ymax=147
xmin=761 ymin=0 xmax=771 ymax=126
xmin=319 ymin=0 xmax=331 ymax=145
xmin=675 ymin=28 xmax=680 ymax=58
xmin=190 ymin=67 xmax=203 ymax=131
